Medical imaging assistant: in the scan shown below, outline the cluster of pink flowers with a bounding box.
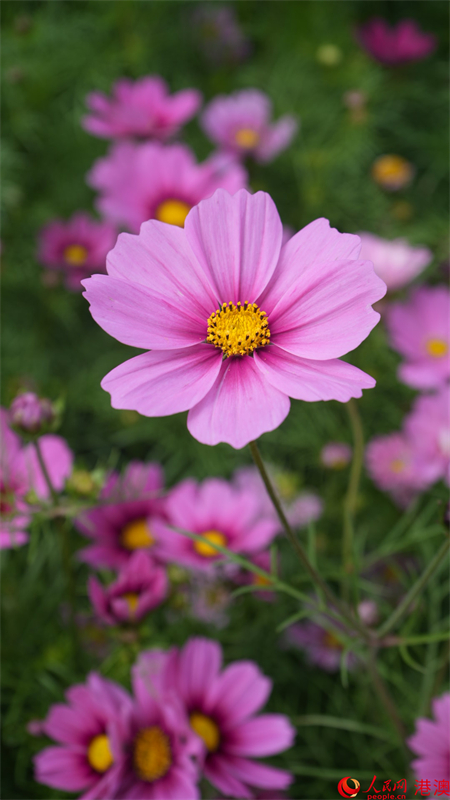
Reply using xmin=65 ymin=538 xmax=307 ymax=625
xmin=33 ymin=637 xmax=295 ymax=799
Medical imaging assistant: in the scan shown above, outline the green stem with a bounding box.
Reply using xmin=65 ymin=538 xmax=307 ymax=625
xmin=249 ymin=440 xmax=370 ymax=641
xmin=377 ymin=537 xmax=450 ymax=638
xmin=367 ymin=649 xmax=406 ymax=743
xmin=34 ymin=439 xmax=58 ymax=505
xmin=342 ymin=399 xmax=364 ymax=602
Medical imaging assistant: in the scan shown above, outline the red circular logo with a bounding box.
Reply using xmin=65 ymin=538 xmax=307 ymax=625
xmin=338 ymin=777 xmax=361 ymax=798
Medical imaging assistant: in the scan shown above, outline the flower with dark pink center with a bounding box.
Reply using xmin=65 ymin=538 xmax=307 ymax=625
xmin=356 ymin=18 xmax=437 ymax=65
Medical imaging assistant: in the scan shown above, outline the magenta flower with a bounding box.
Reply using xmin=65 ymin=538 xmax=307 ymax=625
xmin=82 ymin=76 xmax=202 ymax=141
xmin=408 ymin=693 xmax=450 ymax=782
xmin=38 ymin=212 xmax=117 ymax=291
xmin=33 ymin=672 xmax=133 ymax=798
xmin=88 ymin=550 xmax=168 ymax=626
xmin=133 ymin=637 xmax=295 ymax=798
xmin=88 ymin=141 xmax=247 ymax=233
xmin=201 ymin=90 xmax=298 ymax=163
xmin=365 ymin=432 xmax=438 ymax=506
xmin=356 ymin=18 xmax=437 ymax=65
xmin=286 ymin=620 xmax=357 ymax=673
xmin=405 ymin=387 xmax=450 ymax=487
xmin=386 ymin=286 xmax=450 ymax=390
xmin=10 ymin=391 xmax=54 ymax=434
xmin=75 ymin=461 xmax=168 ymax=570
xmin=83 ymin=189 xmax=385 ymax=449
xmin=358 ymin=233 xmax=433 ymax=292
xmin=320 ymin=442 xmax=352 ymax=469
xmin=151 ymin=476 xmax=280 ymax=572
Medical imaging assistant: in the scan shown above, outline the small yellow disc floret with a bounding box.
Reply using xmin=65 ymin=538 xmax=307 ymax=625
xmin=206 ymin=301 xmax=271 ymax=358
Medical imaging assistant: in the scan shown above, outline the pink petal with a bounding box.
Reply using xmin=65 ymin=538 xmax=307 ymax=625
xmin=34 ymin=746 xmax=93 ymax=791
xmin=226 ymin=756 xmax=294 ymax=789
xmin=22 ymin=435 xmax=73 ymax=499
xmin=207 ymin=662 xmax=271 ymax=726
xmin=225 ymin=714 xmax=295 ymax=757
xmin=101 ymin=346 xmax=222 ymax=417
xmin=179 ymin=638 xmax=223 ymax=709
xmin=187 ymin=357 xmax=290 ymax=449
xmin=204 ymin=755 xmax=253 ymax=798
xmin=254 ymin=346 xmax=375 ymax=401
xmin=184 ymin=189 xmax=283 ymax=305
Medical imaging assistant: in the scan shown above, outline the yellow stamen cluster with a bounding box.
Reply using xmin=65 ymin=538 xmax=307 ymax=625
xmin=190 ymin=712 xmax=220 ymax=752
xmin=324 ymin=631 xmax=343 ymax=650
xmin=371 ymin=155 xmax=413 ymax=190
xmin=194 ymin=530 xmax=226 ymax=558
xmin=155 ymin=199 xmax=191 ymax=228
xmin=234 ymin=128 xmax=260 ymax=149
xmin=63 ymin=244 xmax=88 ymax=266
xmin=426 ymin=338 xmax=448 ymax=358
xmin=253 ymin=573 xmax=272 ymax=588
xmin=207 ymin=302 xmax=270 ymax=358
xmin=390 ymin=459 xmax=405 ymax=474
xmin=87 ymin=734 xmax=114 ymax=773
xmin=133 ymin=726 xmax=172 ymax=783
xmin=122 ymin=592 xmax=140 ymax=614
xmin=120 ymin=518 xmax=155 ymax=550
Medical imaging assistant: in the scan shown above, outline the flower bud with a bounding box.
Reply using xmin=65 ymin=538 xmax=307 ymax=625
xmin=10 ymin=392 xmax=55 ymax=434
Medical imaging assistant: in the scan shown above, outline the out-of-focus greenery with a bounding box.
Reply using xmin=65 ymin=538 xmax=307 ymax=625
xmin=1 ymin=2 xmax=449 ymax=799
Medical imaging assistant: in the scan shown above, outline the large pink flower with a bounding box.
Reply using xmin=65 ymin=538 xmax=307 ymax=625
xmin=358 ymin=232 xmax=432 ymax=291
xmin=133 ymin=638 xmax=295 ymax=799
xmin=356 ymin=18 xmax=437 ymax=65
xmin=33 ymin=672 xmax=132 ymax=799
xmin=83 ymin=189 xmax=385 ymax=449
xmin=407 ymin=693 xmax=450 ymax=782
xmin=38 ymin=212 xmax=117 ymax=291
xmin=88 ymin=550 xmax=168 ymax=626
xmin=87 ymin=142 xmax=247 ymax=233
xmin=151 ymin=476 xmax=280 ymax=572
xmin=82 ymin=76 xmax=201 ymax=140
xmin=201 ymin=89 xmax=298 ymax=163
xmin=405 ymin=387 xmax=450 ymax=486
xmin=385 ymin=286 xmax=450 ymax=390
xmin=75 ymin=461 xmax=168 ymax=570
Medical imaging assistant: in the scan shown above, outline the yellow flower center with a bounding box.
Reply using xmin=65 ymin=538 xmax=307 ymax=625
xmin=207 ymin=301 xmax=271 ymax=358
xmin=155 ymin=199 xmax=191 ymax=227
xmin=253 ymin=573 xmax=272 ymax=587
xmin=87 ymin=734 xmax=114 ymax=773
xmin=426 ymin=338 xmax=448 ymax=358
xmin=193 ymin=530 xmax=226 ymax=558
xmin=120 ymin=518 xmax=154 ymax=550
xmin=324 ymin=631 xmax=342 ymax=650
xmin=234 ymin=127 xmax=260 ymax=149
xmin=190 ymin=712 xmax=220 ymax=752
xmin=372 ymin=155 xmax=412 ymax=187
xmin=63 ymin=244 xmax=88 ymax=266
xmin=133 ymin=726 xmax=172 ymax=783
xmin=390 ymin=459 xmax=405 ymax=474
xmin=122 ymin=592 xmax=140 ymax=614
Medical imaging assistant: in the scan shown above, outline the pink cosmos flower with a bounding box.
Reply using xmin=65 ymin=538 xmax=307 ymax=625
xmin=201 ymin=90 xmax=298 ymax=163
xmin=88 ymin=142 xmax=247 ymax=233
xmin=358 ymin=233 xmax=433 ymax=291
xmin=133 ymin=637 xmax=295 ymax=798
xmin=88 ymin=551 xmax=168 ymax=626
xmin=234 ymin=551 xmax=277 ymax=602
xmin=82 ymin=76 xmax=202 ymax=140
xmin=385 ymin=285 xmax=450 ymax=390
xmin=33 ymin=672 xmax=133 ymax=798
xmin=286 ymin=619 xmax=358 ymax=672
xmin=10 ymin=391 xmax=54 ymax=434
xmin=75 ymin=461 xmax=168 ymax=570
xmin=151 ymin=476 xmax=280 ymax=572
xmin=320 ymin=442 xmax=352 ymax=469
xmin=405 ymin=387 xmax=450 ymax=486
xmin=38 ymin=212 xmax=117 ymax=291
xmin=1 ymin=408 xmax=73 ymax=548
xmin=356 ymin=18 xmax=437 ymax=65
xmin=407 ymin=693 xmax=450 ymax=782
xmin=365 ymin=432 xmax=438 ymax=506
xmin=192 ymin=5 xmax=251 ymax=65
xmin=83 ymin=189 xmax=385 ymax=450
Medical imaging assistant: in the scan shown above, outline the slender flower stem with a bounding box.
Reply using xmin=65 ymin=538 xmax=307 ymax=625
xmin=367 ymin=649 xmax=406 ymax=743
xmin=377 ymin=537 xmax=450 ymax=638
xmin=249 ymin=440 xmax=370 ymax=640
xmin=33 ymin=439 xmax=58 ymax=504
xmin=342 ymin=399 xmax=364 ymax=602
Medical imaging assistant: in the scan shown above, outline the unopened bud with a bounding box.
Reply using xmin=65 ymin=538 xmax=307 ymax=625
xmin=10 ymin=392 xmax=55 ymax=435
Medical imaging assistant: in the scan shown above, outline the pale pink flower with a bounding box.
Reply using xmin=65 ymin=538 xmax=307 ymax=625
xmin=356 ymin=18 xmax=437 ymax=65
xmin=385 ymin=285 xmax=450 ymax=389
xmin=33 ymin=672 xmax=133 ymax=798
xmin=201 ymin=89 xmax=298 ymax=163
xmin=405 ymin=386 xmax=450 ymax=486
xmin=133 ymin=638 xmax=295 ymax=798
xmin=286 ymin=620 xmax=358 ymax=672
xmin=83 ymin=189 xmax=385 ymax=449
xmin=365 ymin=432 xmax=438 ymax=506
xmin=87 ymin=141 xmax=247 ymax=233
xmin=38 ymin=212 xmax=117 ymax=291
xmin=88 ymin=551 xmax=167 ymax=626
xmin=83 ymin=76 xmax=201 ymax=140
xmin=358 ymin=233 xmax=432 ymax=291
xmin=320 ymin=442 xmax=352 ymax=469
xmin=407 ymin=693 xmax=450 ymax=782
